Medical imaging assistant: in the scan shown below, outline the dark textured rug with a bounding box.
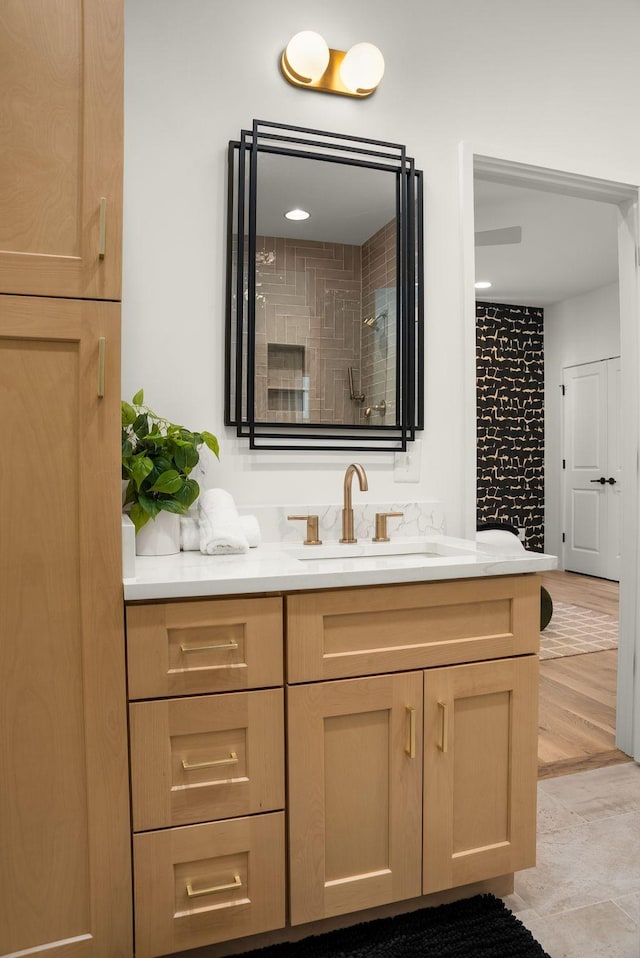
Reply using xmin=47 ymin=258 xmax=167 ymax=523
xmin=239 ymin=895 xmax=550 ymax=957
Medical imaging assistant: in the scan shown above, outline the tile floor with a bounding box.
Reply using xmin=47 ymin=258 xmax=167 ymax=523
xmin=504 ymin=762 xmax=640 ymax=957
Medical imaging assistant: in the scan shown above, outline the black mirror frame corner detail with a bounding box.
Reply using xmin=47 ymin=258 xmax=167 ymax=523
xmin=224 ymin=119 xmax=424 ymax=452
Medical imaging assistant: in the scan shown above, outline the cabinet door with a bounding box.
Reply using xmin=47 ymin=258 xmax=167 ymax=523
xmin=0 ymin=296 xmax=131 ymax=957
xmin=423 ymin=655 xmax=538 ymax=894
xmin=0 ymin=0 xmax=123 ymax=299
xmin=288 ymin=672 xmax=423 ymax=925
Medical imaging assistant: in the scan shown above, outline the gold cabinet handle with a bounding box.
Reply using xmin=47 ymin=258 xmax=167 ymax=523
xmin=186 ymin=874 xmax=242 ymax=898
xmin=98 ymin=197 xmax=107 ymax=258
xmin=97 ymin=337 xmax=105 ymax=398
xmin=438 ymin=701 xmax=449 ymax=753
xmin=180 ymin=640 xmax=238 ymax=653
xmin=405 ymin=706 xmax=416 ymax=758
xmin=182 ymin=751 xmax=238 ymax=771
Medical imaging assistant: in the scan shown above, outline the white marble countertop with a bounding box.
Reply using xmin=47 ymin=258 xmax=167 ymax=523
xmin=123 ymin=533 xmax=557 ymax=602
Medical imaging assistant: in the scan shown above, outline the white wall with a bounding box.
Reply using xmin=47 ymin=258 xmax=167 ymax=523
xmin=544 ymin=282 xmax=621 ymax=561
xmin=122 ymin=0 xmax=640 ymax=525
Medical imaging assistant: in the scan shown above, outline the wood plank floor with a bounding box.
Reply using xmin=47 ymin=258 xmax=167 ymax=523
xmin=540 ymin=569 xmax=619 ymax=617
xmin=536 ymin=571 xmax=630 ymax=779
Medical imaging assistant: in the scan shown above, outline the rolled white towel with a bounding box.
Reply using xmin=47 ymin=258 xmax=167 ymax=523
xmin=181 ymin=511 xmax=261 ymax=551
xmin=199 ymin=488 xmax=249 ymax=555
xmin=240 ymin=514 xmax=261 ymax=548
xmin=180 ymin=515 xmax=200 ymax=551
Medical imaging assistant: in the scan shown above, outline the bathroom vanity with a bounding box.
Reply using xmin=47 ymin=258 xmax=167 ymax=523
xmin=123 ymin=537 xmax=554 ymax=958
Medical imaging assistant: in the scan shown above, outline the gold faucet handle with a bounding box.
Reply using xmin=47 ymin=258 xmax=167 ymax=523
xmin=372 ymin=511 xmax=404 ymax=543
xmin=287 ymin=515 xmax=322 ymax=546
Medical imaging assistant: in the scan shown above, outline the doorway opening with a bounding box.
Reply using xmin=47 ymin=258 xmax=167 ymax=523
xmin=460 ymin=149 xmax=639 ymax=772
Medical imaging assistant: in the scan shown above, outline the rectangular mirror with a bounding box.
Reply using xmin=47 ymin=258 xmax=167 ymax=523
xmin=225 ymin=121 xmax=423 ymax=451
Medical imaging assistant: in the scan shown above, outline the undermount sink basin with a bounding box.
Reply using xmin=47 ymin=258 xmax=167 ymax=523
xmin=285 ymin=538 xmax=478 ymax=562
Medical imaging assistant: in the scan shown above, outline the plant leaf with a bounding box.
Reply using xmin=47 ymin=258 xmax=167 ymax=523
xmin=123 ymin=480 xmax=136 ymax=507
xmin=157 ymin=498 xmax=188 ymax=515
xmin=121 ymin=435 xmax=134 ymax=458
xmin=122 ymin=401 xmax=137 ymax=427
xmin=172 ymin=441 xmax=195 ymax=472
xmin=137 ymin=491 xmax=161 ymax=518
xmin=129 ymin=454 xmax=154 ymax=489
xmin=174 ymin=478 xmax=200 ymax=508
xmin=132 ymin=388 xmax=144 ymax=405
xmin=149 ymin=469 xmax=183 ymax=494
xmin=133 ymin=413 xmax=150 ymax=439
xmin=130 ymin=502 xmax=151 ymax=533
xmin=200 ymin=431 xmax=220 ymax=458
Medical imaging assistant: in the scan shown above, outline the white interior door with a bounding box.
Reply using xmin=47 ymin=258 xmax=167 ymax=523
xmin=563 ymin=357 xmax=621 ymax=580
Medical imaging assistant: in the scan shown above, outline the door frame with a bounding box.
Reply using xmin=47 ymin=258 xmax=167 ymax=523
xmin=458 ymin=143 xmax=640 ymax=757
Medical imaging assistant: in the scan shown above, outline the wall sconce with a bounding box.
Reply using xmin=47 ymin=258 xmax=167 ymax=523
xmin=280 ymin=31 xmax=385 ymax=98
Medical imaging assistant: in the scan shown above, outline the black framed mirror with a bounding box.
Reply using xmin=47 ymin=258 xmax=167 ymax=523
xmin=225 ymin=120 xmax=423 ymax=451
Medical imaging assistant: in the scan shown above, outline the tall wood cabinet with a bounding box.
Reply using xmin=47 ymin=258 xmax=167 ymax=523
xmin=0 ymin=2 xmax=129 ymax=956
xmin=0 ymin=0 xmax=123 ymax=299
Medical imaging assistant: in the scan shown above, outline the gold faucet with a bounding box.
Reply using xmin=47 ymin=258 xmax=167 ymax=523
xmin=340 ymin=463 xmax=368 ymax=543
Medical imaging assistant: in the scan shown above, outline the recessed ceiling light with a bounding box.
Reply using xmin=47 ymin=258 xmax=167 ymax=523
xmin=475 ymin=281 xmax=492 ymax=289
xmin=285 ymin=208 xmax=310 ymax=221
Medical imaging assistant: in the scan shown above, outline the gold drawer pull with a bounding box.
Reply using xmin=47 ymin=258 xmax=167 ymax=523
xmin=186 ymin=874 xmax=242 ymax=898
xmin=97 ymin=337 xmax=106 ymax=398
xmin=98 ymin=197 xmax=107 ymax=258
xmin=438 ymin=701 xmax=449 ymax=753
xmin=182 ymin=751 xmax=238 ymax=771
xmin=405 ymin=706 xmax=416 ymax=758
xmin=180 ymin=640 xmax=238 ymax=653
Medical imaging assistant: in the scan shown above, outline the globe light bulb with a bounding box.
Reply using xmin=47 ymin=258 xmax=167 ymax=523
xmin=339 ymin=42 xmax=385 ymax=94
xmin=283 ymin=31 xmax=330 ymax=84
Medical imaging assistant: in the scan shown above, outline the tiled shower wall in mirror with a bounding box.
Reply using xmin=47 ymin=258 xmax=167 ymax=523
xmin=476 ymin=302 xmax=544 ymax=552
xmin=253 ymin=222 xmax=396 ymax=425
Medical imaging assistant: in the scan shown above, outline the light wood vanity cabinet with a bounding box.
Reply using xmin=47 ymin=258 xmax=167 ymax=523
xmin=125 ymin=574 xmax=540 ymax=956
xmin=126 ymin=597 xmax=287 ymax=958
xmin=286 ymin=575 xmax=540 ymax=925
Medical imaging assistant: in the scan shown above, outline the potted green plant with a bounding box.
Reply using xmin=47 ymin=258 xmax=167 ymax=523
xmin=122 ymin=389 xmax=219 ymax=554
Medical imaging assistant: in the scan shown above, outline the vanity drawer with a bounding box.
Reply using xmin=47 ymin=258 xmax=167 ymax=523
xmin=286 ymin=575 xmax=539 ymax=682
xmin=133 ymin=812 xmax=285 ymax=958
xmin=126 ymin=596 xmax=283 ymax=699
xmin=130 ymin=688 xmax=285 ymax=831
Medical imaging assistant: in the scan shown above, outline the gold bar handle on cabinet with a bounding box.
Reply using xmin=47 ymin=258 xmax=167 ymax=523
xmin=98 ymin=197 xmax=107 ymax=258
xmin=97 ymin=337 xmax=105 ymax=398
xmin=180 ymin=640 xmax=238 ymax=653
xmin=438 ymin=701 xmax=449 ymax=753
xmin=186 ymin=874 xmax=242 ymax=898
xmin=182 ymin=751 xmax=238 ymax=771
xmin=405 ymin=706 xmax=416 ymax=758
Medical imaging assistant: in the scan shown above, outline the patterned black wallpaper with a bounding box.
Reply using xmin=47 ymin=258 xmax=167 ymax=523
xmin=476 ymin=302 xmax=544 ymax=553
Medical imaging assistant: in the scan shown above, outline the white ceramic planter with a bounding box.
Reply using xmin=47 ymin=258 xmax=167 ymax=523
xmin=135 ymin=510 xmax=180 ymax=556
